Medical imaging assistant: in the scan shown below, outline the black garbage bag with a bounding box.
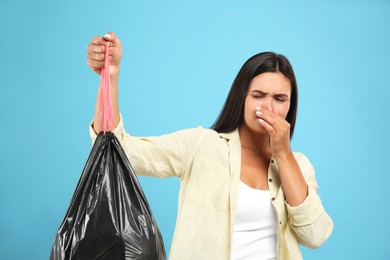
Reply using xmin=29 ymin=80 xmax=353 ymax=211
xmin=50 ymin=132 xmax=166 ymax=260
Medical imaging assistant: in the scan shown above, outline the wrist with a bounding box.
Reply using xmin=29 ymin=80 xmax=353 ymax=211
xmin=110 ymin=70 xmax=120 ymax=87
xmin=273 ymin=148 xmax=294 ymax=162
xmin=110 ymin=66 xmax=120 ymax=79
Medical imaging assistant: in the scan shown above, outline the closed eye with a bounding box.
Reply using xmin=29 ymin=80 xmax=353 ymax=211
xmin=250 ymin=90 xmax=289 ymax=102
xmin=274 ymin=94 xmax=289 ymax=102
xmin=251 ymin=90 xmax=266 ymax=99
xmin=252 ymin=94 xmax=265 ymax=99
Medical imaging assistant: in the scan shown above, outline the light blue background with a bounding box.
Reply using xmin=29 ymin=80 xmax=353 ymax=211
xmin=1 ymin=0 xmax=389 ymax=259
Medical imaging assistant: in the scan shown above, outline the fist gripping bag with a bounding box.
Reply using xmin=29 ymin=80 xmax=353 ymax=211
xmin=50 ymin=42 xmax=166 ymax=260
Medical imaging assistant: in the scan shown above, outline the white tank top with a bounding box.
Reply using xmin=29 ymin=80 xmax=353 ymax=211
xmin=231 ymin=181 xmax=277 ymax=260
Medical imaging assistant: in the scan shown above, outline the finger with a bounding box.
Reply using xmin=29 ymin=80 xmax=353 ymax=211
xmin=87 ymin=52 xmax=105 ymax=63
xmin=103 ymin=32 xmax=120 ymax=46
xmin=102 ymin=33 xmax=117 ymax=48
xmin=87 ymin=44 xmax=105 ymax=54
xmin=258 ymin=107 xmax=286 ymax=124
xmin=92 ymin=68 xmax=102 ymax=75
xmin=257 ymin=108 xmax=291 ymax=137
xmin=87 ymin=47 xmax=115 ymax=60
xmin=87 ymin=59 xmax=104 ymax=70
xmin=87 ymin=46 xmax=115 ymax=62
xmin=86 ymin=53 xmax=107 ymax=65
xmin=87 ymin=56 xmax=114 ymax=69
xmin=91 ymin=35 xmax=107 ymax=46
xmin=87 ymin=53 xmax=104 ymax=62
xmin=256 ymin=109 xmax=277 ymax=128
xmin=87 ymin=56 xmax=114 ymax=66
xmin=258 ymin=118 xmax=277 ymax=135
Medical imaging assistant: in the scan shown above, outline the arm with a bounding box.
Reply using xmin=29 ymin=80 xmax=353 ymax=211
xmin=86 ymin=32 xmax=205 ymax=179
xmin=271 ymin=138 xmax=334 ymax=248
xmin=285 ymin=153 xmax=334 ymax=248
xmin=258 ymin=108 xmax=333 ymax=247
xmin=89 ymin=117 xmax=205 ymax=179
xmin=257 ymin=107 xmax=308 ymax=206
xmin=274 ymin=150 xmax=308 ymax=206
xmin=87 ymin=32 xmax=122 ymax=133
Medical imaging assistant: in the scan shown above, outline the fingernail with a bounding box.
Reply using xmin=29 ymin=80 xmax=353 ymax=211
xmin=256 ymin=106 xmax=261 ymax=110
xmin=258 ymin=119 xmax=264 ymax=123
xmin=104 ymin=34 xmax=111 ymax=39
xmin=256 ymin=111 xmax=262 ymax=115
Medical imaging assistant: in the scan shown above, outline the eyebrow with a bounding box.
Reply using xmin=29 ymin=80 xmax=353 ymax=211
xmin=251 ymin=90 xmax=290 ymax=98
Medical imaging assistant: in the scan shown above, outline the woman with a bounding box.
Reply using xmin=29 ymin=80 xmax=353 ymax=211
xmin=87 ymin=32 xmax=333 ymax=260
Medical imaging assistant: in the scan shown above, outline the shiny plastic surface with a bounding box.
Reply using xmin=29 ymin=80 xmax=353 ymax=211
xmin=50 ymin=132 xmax=166 ymax=260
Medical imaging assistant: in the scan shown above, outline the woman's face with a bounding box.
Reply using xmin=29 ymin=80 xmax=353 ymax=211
xmin=243 ymin=72 xmax=291 ymax=134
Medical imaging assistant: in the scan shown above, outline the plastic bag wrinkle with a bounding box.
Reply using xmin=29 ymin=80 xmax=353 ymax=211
xmin=50 ymin=132 xmax=166 ymax=260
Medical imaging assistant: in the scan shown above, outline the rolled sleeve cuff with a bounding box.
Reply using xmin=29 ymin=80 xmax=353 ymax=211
xmin=285 ymin=186 xmax=325 ymax=226
xmin=89 ymin=114 xmax=126 ymax=144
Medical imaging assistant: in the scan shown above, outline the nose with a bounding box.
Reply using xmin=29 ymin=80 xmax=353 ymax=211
xmin=261 ymin=97 xmax=274 ymax=112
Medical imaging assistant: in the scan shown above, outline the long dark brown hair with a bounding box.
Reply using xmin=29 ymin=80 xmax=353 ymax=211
xmin=211 ymin=52 xmax=298 ymax=138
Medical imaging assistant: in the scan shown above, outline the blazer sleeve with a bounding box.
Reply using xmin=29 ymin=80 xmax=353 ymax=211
xmin=285 ymin=153 xmax=334 ymax=248
xmin=89 ymin=114 xmax=204 ymax=179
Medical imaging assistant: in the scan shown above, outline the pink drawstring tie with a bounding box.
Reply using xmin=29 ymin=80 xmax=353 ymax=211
xmin=98 ymin=42 xmax=114 ymax=134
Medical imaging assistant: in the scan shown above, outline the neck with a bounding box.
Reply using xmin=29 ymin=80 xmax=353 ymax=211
xmin=239 ymin=124 xmax=271 ymax=157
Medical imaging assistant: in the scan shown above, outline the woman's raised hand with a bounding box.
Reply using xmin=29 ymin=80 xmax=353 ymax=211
xmin=87 ymin=32 xmax=122 ymax=77
xmin=256 ymin=107 xmax=292 ymax=159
